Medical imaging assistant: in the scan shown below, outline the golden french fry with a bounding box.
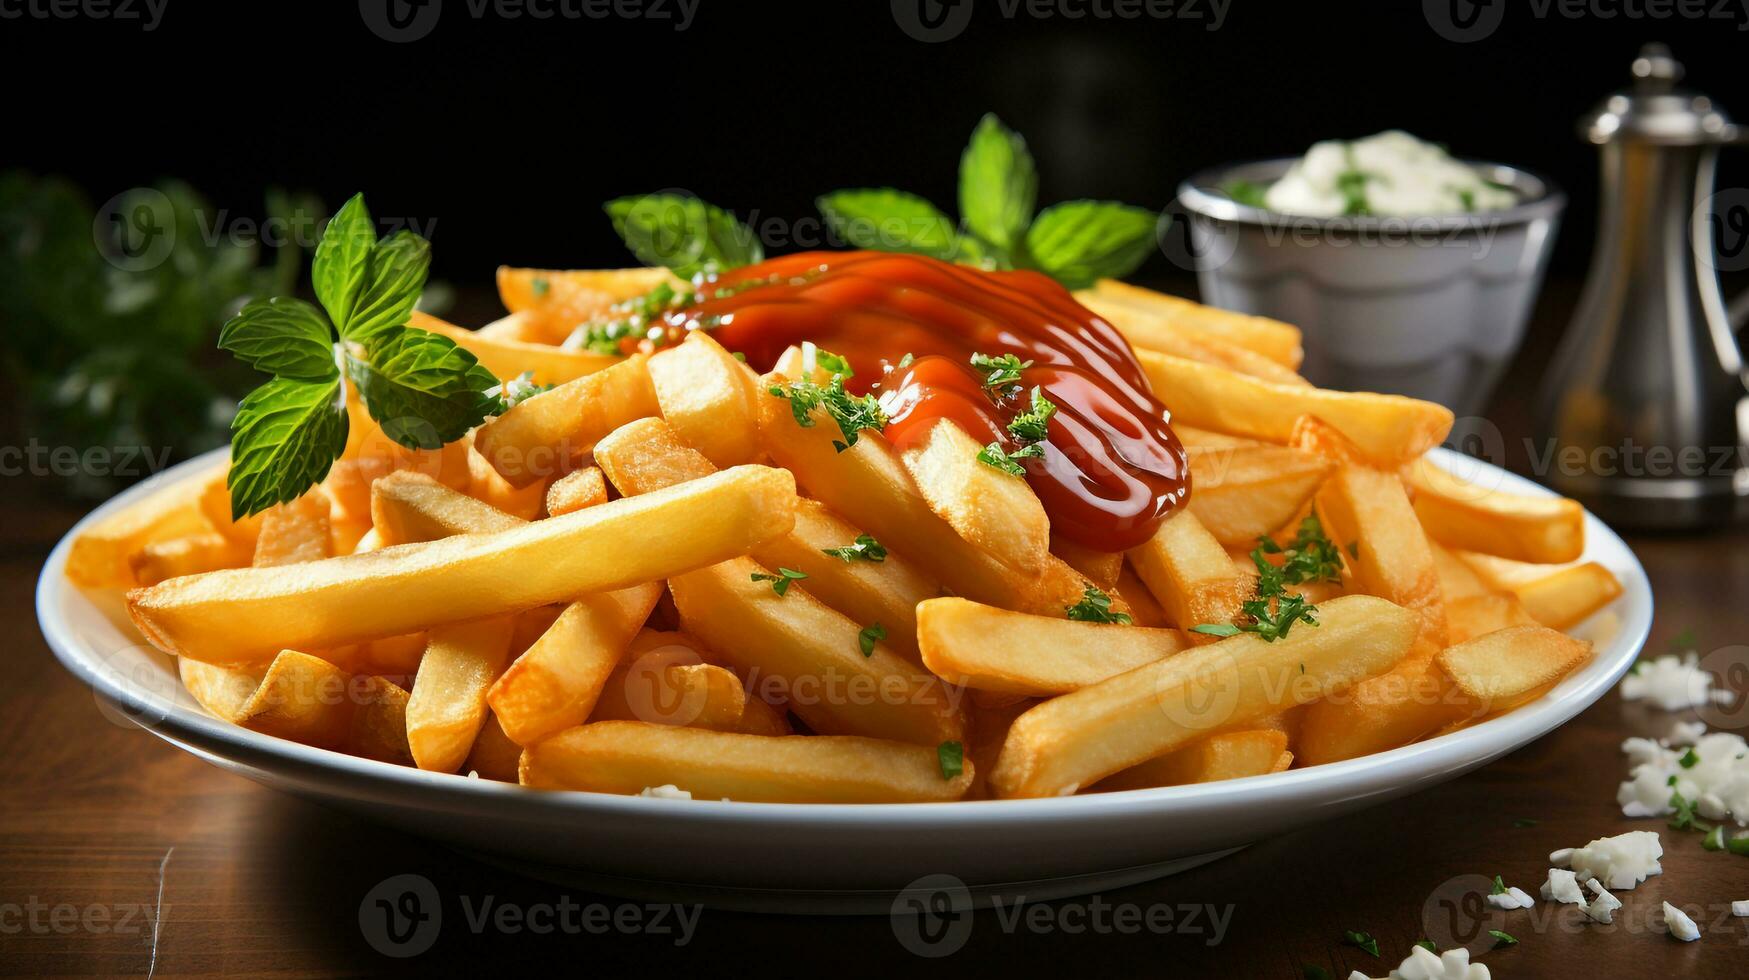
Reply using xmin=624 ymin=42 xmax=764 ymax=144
xmin=1051 ymin=534 xmax=1122 ymax=591
xmin=1295 ymin=417 xmax=1446 ymax=652
xmin=594 ymin=417 xmax=940 ymax=660
xmin=1186 ymin=444 xmax=1334 ymax=547
xmin=465 ymin=442 xmax=545 ymax=520
xmin=487 ymin=583 xmax=663 ymax=745
xmin=363 ymin=631 xmax=427 ymax=676
xmin=1295 ymin=648 xmax=1472 ymax=766
xmin=1405 ymin=459 xmax=1585 ymax=564
xmin=989 ymin=595 xmax=1417 ymax=798
xmin=179 ymin=657 xmax=262 ymax=723
xmin=1174 ymin=425 xmax=1261 ymax=450
xmin=128 ymin=532 xmax=250 ymax=586
xmin=1095 ymin=728 xmax=1290 ymax=791
xmin=917 ymin=597 xmax=1188 ymax=696
xmin=736 ymin=694 xmax=793 ymax=736
xmin=67 ymin=459 xmax=221 ymax=588
xmin=321 ymin=456 xmax=402 ymax=527
xmin=1437 ymin=625 xmax=1592 ymax=713
xmin=1088 ymin=304 xmax=1309 ymax=386
xmin=408 ymin=616 xmax=518 ymax=772
xmin=232 ymin=650 xmax=354 ymax=750
xmin=410 ymin=311 xmax=617 ymax=385
xmin=1113 ymin=563 xmax=1171 ymax=628
xmin=1455 ymin=553 xmax=1624 ymax=630
xmin=1077 ymin=280 xmax=1304 ymax=368
xmin=476 ymin=312 xmax=533 ymax=341
xmin=592 ymin=659 xmax=748 ymax=732
xmin=463 ymin=712 xmax=523 ymax=781
xmin=474 ymin=353 xmax=659 ymax=488
xmin=900 ymin=417 xmax=1052 ymax=574
xmin=1137 ymin=350 xmax=1453 ymax=464
xmin=370 ymin=470 xmax=522 ymax=545
xmin=669 ymin=556 xmax=963 ymax=746
xmin=1429 ymin=540 xmax=1489 ymax=600
xmin=496 ymin=266 xmax=680 ymax=343
xmin=253 ymin=493 xmax=333 ymax=567
xmin=1126 ymin=509 xmax=1254 ymax=639
xmin=648 ymin=331 xmax=762 ymax=467
xmin=129 ymin=465 xmax=798 ymax=666
xmin=197 ymin=474 xmax=263 ymax=549
xmin=544 ymin=466 xmax=609 ymax=517
xmin=519 ymin=721 xmax=974 ymax=803
xmin=345 ymin=675 xmax=414 ymax=765
xmin=1446 ymin=593 xmax=1538 ymax=644
xmin=756 ymin=368 xmax=1086 ymax=616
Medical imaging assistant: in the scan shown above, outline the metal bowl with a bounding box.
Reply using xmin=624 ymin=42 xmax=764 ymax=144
xmin=1175 ymin=160 xmax=1566 ymax=417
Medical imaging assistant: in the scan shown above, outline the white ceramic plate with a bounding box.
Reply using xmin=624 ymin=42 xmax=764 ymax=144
xmin=37 ymin=447 xmax=1652 ymax=913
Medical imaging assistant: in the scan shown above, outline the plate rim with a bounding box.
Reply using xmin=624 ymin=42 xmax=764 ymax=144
xmin=36 ymin=446 xmax=1653 ymax=827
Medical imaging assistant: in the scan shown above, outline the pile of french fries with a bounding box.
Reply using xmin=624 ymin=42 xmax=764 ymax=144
xmin=66 ymin=269 xmax=1624 ymax=803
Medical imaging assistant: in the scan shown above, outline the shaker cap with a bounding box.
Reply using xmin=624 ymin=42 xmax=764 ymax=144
xmin=1582 ymin=44 xmax=1740 ymax=146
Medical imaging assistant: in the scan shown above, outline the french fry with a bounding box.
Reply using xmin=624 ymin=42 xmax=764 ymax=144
xmin=496 ymin=266 xmax=680 ymax=343
xmin=1174 ymin=425 xmax=1261 ymax=451
xmin=591 ymin=660 xmax=748 ymax=732
xmin=756 ymin=369 xmax=1086 ymax=616
xmin=519 ymin=721 xmax=974 ymax=803
xmin=1095 ymin=728 xmax=1290 ymax=791
xmin=989 ymin=594 xmax=1417 ymax=798
xmin=901 ymin=417 xmax=1052 ymax=574
xmin=647 ymin=331 xmax=762 ymax=467
xmin=252 ymin=493 xmax=333 ymax=568
xmin=370 ymin=470 xmax=522 ymax=545
xmin=1405 ymin=459 xmax=1585 ymax=564
xmin=409 ymin=311 xmax=617 ymax=385
xmin=917 ymin=597 xmax=1188 ymax=696
xmin=476 ymin=312 xmax=533 ymax=341
xmin=1051 ymin=534 xmax=1122 ymax=591
xmin=1136 ymin=350 xmax=1453 ymax=465
xmin=669 ymin=556 xmax=963 ymax=746
xmin=1295 ymin=648 xmax=1472 ymax=767
xmin=1186 ymin=445 xmax=1333 ymax=547
xmin=67 ymin=458 xmax=221 ymax=588
xmin=1077 ymin=279 xmax=1304 ymax=368
xmin=487 ymin=583 xmax=663 ymax=745
xmin=593 ymin=417 xmax=941 ymax=660
xmin=474 ymin=353 xmax=659 ymax=487
xmin=128 ymin=532 xmax=250 ymax=586
xmin=1429 ymin=540 xmax=1489 ymax=600
xmin=463 ymin=712 xmax=522 ymax=782
xmin=128 ymin=465 xmax=798 ymax=666
xmin=736 ymin=693 xmax=793 ymax=737
xmin=465 ymin=442 xmax=546 ymax=520
xmin=1437 ymin=626 xmax=1593 ymax=713
xmin=544 ymin=466 xmax=609 ymax=517
xmin=965 ymin=696 xmax=1036 ymax=800
xmin=1454 ymin=553 xmax=1624 ymax=630
xmin=1126 ymin=509 xmax=1254 ymax=639
xmin=197 ymin=474 xmax=263 ymax=549
xmin=178 ymin=657 xmax=261 ymax=723
xmin=1090 ymin=307 xmax=1309 ymax=386
xmin=407 ymin=615 xmax=518 ymax=772
xmin=363 ymin=631 xmax=428 ymax=677
xmin=1113 ymin=563 xmax=1171 ymax=627
xmin=1446 ymin=593 xmax=1538 ymax=644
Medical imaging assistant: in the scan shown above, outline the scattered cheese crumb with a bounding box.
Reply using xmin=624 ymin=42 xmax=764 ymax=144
xmin=1567 ymin=831 xmax=1663 ymax=890
xmin=1665 ymin=719 xmax=1707 ymax=745
xmin=1731 ymin=900 xmax=1749 ymax=917
xmin=1486 ymin=885 xmax=1535 ymax=910
xmin=1621 ymin=653 xmax=1731 ymax=710
xmin=1542 ymin=867 xmax=1585 ymax=904
xmin=638 ymin=784 xmax=693 ymax=800
xmin=1347 ymin=945 xmax=1490 ymax=980
xmin=1662 ymin=901 xmax=1700 ymax=942
xmin=466 ymin=770 xmax=480 ymax=779
xmin=1617 ymin=730 xmax=1749 ymax=825
xmin=1583 ymin=880 xmax=1622 ymax=924
xmin=1549 ymin=847 xmax=1574 ymax=866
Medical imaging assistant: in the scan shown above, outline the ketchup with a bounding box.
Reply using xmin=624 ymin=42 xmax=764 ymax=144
xmin=662 ymin=251 xmax=1189 ymax=552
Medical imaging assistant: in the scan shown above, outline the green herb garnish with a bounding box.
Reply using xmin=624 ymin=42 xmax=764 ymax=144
xmin=1668 ymin=789 xmax=1713 ymax=833
xmin=1490 ymin=875 xmax=1507 ymax=896
xmin=1416 ymin=939 xmax=1438 ymax=953
xmin=1065 ymin=585 xmax=1133 ymax=625
xmin=219 ymin=194 xmax=498 ymax=519
xmin=823 ymin=534 xmax=887 ymax=563
xmin=750 ymin=567 xmax=808 ymax=597
xmin=1488 ymin=930 xmax=1517 ymax=949
xmin=1703 ymin=825 xmax=1725 ymax=851
xmin=858 ymin=623 xmax=886 ymax=658
xmin=1513 ymin=817 xmax=1540 ymax=828
xmin=1341 ymin=930 xmax=1379 ymax=957
xmin=1680 ymin=747 xmax=1700 ymax=769
xmin=976 ymin=440 xmax=1044 ymax=476
xmin=1258 ymin=515 xmax=1344 ymax=585
xmin=1006 ymin=386 xmax=1057 ymax=443
xmin=1190 ymin=525 xmax=1327 ymax=642
xmin=970 ymin=352 xmax=1031 ymax=392
xmin=604 ymin=193 xmax=762 ymax=278
xmin=937 ymin=741 xmax=964 ymax=780
xmin=1223 ymin=179 xmax=1270 ymax=209
xmin=767 ymin=347 xmax=888 ymax=452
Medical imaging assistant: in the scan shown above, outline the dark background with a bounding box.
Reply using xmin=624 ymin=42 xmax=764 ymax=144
xmin=7 ymin=0 xmax=1749 ymax=287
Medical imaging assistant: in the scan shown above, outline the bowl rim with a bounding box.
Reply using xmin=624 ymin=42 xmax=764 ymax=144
xmin=36 ymin=446 xmax=1650 ymax=826
xmin=1176 ymin=157 xmax=1568 ymax=231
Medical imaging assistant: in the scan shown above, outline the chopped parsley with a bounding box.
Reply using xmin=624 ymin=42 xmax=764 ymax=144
xmin=1703 ymin=825 xmax=1725 ymax=851
xmin=822 ymin=534 xmax=887 ymax=563
xmin=1190 ymin=523 xmax=1330 ymax=642
xmin=1341 ymin=930 xmax=1379 ymax=957
xmin=1302 ymin=968 xmax=1332 ymax=980
xmin=1512 ymin=817 xmax=1540 ymax=828
xmin=1668 ymin=789 xmax=1713 ymax=833
xmin=1489 ymin=875 xmax=1507 ymax=896
xmin=1488 ymin=930 xmax=1517 ymax=949
xmin=767 ymin=346 xmax=887 ymax=452
xmin=750 ymin=567 xmax=808 ymax=597
xmin=1679 ymin=747 xmax=1700 ymax=769
xmin=1415 ymin=940 xmax=1438 ymax=953
xmin=858 ymin=623 xmax=886 ymax=657
xmin=976 ymin=440 xmax=1044 ymax=476
xmin=969 ymin=351 xmax=1031 ymax=392
xmin=1006 ymin=386 xmax=1057 ymax=443
xmin=1065 ymin=585 xmax=1133 ymax=625
xmin=1258 ymin=515 xmax=1344 ymax=586
xmin=531 ymin=276 xmax=550 ymax=296
xmin=937 ymin=741 xmax=964 ymax=780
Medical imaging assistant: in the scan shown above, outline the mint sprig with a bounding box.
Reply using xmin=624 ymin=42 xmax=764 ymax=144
xmin=604 ymin=193 xmax=762 ymax=278
xmin=816 ymin=113 xmax=1160 ymax=289
xmin=219 ymin=193 xmax=498 ymax=519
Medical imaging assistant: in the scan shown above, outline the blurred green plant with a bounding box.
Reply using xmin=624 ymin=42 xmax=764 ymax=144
xmin=0 ymin=173 xmax=322 ymax=498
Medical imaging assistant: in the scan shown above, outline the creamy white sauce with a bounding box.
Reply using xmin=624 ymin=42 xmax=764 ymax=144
xmin=1260 ymin=130 xmax=1516 ymax=217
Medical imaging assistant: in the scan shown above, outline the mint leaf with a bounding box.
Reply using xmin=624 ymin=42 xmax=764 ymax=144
xmin=345 ymin=330 xmax=499 ymax=449
xmin=218 ymin=297 xmax=336 ymax=381
xmin=817 ymin=188 xmax=962 ymax=261
xmin=605 ymin=193 xmax=762 ymax=278
xmin=1024 ymin=200 xmax=1157 ymax=290
xmin=311 ymin=193 xmax=375 ymax=334
xmin=342 ymin=229 xmax=431 ymax=343
xmin=959 ymin=113 xmax=1037 ymax=256
xmin=226 ymin=377 xmax=348 ymax=519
